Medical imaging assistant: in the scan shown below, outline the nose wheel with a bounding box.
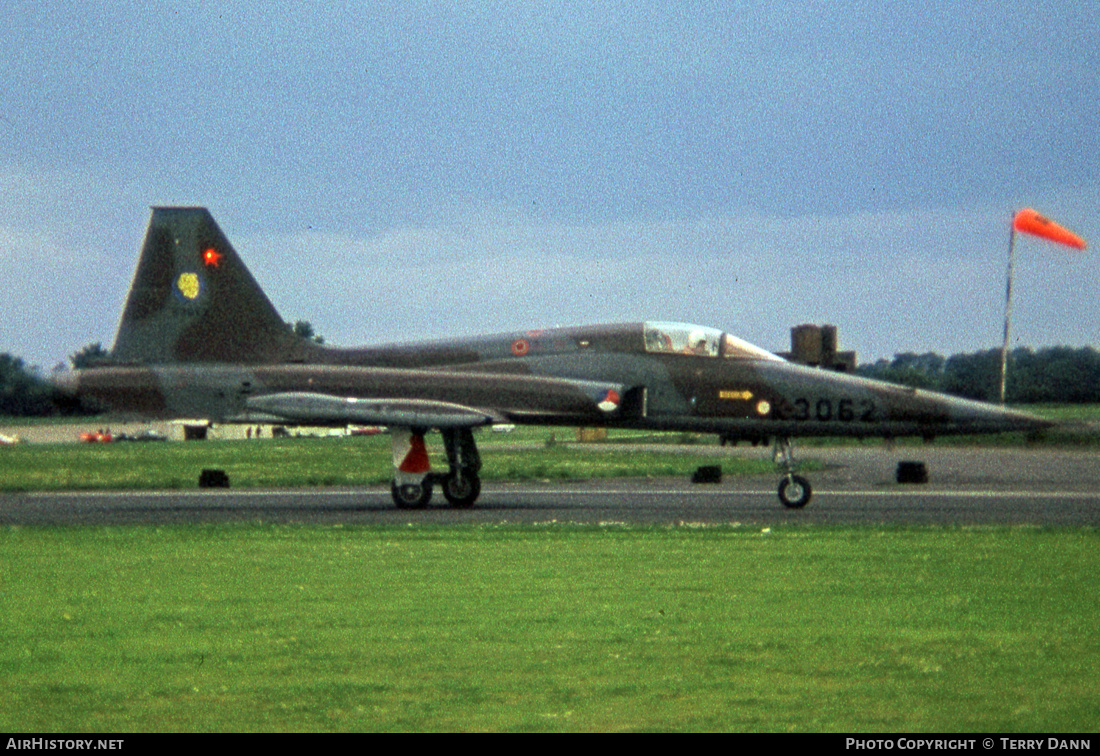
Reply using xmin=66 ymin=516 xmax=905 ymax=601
xmin=773 ymin=437 xmax=812 ymax=508
xmin=778 ymin=474 xmax=812 ymax=509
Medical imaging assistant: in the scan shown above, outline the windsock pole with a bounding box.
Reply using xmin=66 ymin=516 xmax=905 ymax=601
xmin=999 ymin=223 xmax=1018 ymax=404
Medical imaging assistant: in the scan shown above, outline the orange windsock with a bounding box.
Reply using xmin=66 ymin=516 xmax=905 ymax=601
xmin=1013 ymin=208 xmax=1087 ymax=250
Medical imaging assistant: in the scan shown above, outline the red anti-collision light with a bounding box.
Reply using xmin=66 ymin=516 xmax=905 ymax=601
xmin=202 ymin=247 xmax=223 ymax=267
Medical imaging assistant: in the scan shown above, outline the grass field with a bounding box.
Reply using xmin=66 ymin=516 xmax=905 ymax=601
xmin=1 ymin=524 xmax=1097 ymax=732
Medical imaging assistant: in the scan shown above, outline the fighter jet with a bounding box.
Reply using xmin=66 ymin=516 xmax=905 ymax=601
xmin=55 ymin=208 xmax=1051 ymax=509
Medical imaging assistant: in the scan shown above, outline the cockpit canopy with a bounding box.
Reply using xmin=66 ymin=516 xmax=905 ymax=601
xmin=643 ymin=322 xmax=783 ymax=361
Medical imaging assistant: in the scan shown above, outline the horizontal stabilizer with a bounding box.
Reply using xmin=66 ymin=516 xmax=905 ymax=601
xmin=245 ymin=392 xmax=497 ymax=428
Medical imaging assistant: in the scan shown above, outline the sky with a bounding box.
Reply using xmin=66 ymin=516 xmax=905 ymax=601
xmin=2 ymin=0 xmax=1098 ymax=370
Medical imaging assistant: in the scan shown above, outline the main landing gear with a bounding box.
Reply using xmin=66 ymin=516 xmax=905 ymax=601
xmin=390 ymin=426 xmax=483 ymax=509
xmin=773 ymin=436 xmax=812 ymax=509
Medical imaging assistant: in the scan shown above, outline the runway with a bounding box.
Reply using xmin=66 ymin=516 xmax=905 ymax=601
xmin=3 ymin=446 xmax=1098 ymax=527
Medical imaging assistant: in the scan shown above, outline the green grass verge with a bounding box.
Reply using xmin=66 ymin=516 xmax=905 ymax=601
xmin=0 ymin=434 xmax=777 ymax=493
xmin=1 ymin=524 xmax=1096 ymax=732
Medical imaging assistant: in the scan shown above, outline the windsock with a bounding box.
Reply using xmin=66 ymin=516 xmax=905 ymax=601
xmin=1013 ymin=208 xmax=1087 ymax=250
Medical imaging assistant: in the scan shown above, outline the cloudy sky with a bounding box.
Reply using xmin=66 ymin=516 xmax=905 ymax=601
xmin=3 ymin=1 xmax=1097 ymax=370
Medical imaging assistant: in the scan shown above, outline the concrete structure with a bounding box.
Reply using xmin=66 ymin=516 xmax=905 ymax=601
xmin=779 ymin=324 xmax=857 ymax=372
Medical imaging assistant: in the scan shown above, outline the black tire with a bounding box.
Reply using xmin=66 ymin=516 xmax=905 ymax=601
xmin=778 ymin=475 xmax=812 ymax=509
xmin=392 ymin=480 xmax=431 ymax=509
xmin=442 ymin=471 xmax=481 ymax=508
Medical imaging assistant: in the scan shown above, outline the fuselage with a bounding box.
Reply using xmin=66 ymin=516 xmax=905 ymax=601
xmin=63 ymin=320 xmax=1050 ymax=440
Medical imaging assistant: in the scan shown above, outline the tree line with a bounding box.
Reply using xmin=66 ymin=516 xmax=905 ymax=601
xmin=856 ymin=346 xmax=1100 ymax=404
xmin=0 ymin=354 xmax=61 ymax=417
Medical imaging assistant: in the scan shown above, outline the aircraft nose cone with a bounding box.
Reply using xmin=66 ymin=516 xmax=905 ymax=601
xmin=950 ymin=397 xmax=1052 ymax=434
xmin=1017 ymin=407 xmax=1052 ymax=427
xmin=1002 ymin=407 xmax=1055 ymax=434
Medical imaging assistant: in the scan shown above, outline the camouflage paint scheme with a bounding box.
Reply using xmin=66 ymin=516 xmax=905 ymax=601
xmin=57 ymin=208 xmax=1051 ymax=509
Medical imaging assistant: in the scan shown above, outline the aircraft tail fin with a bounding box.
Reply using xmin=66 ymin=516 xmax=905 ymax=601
xmin=111 ymin=207 xmax=318 ymax=364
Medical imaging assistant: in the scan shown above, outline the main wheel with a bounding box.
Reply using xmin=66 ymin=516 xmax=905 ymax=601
xmin=442 ymin=471 xmax=481 ymax=508
xmin=392 ymin=480 xmax=432 ymax=509
xmin=778 ymin=475 xmax=812 ymax=509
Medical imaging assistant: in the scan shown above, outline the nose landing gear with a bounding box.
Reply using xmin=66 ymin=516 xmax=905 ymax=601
xmin=773 ymin=437 xmax=812 ymax=509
